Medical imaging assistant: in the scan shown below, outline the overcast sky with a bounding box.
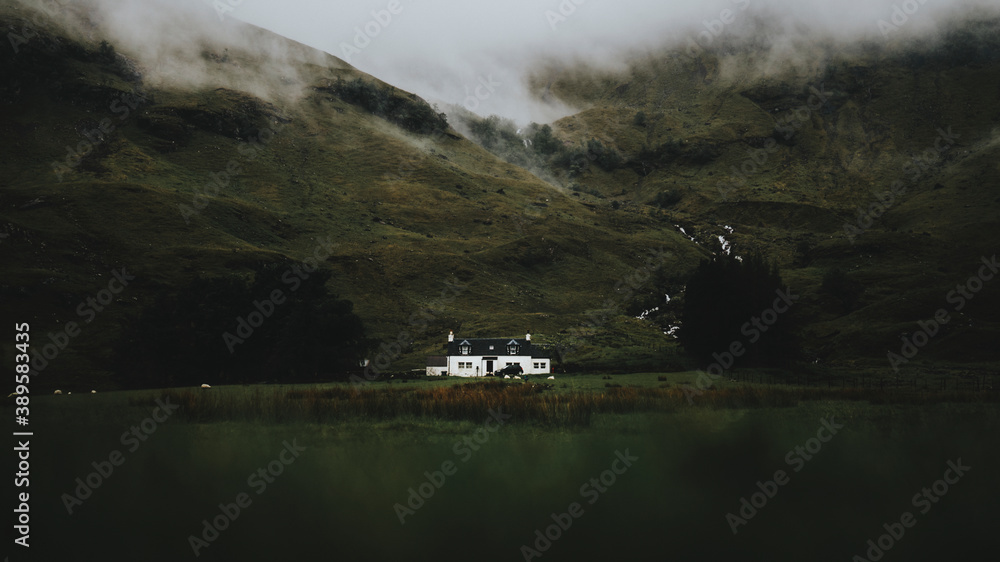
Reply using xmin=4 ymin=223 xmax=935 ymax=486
xmin=211 ymin=0 xmax=993 ymax=123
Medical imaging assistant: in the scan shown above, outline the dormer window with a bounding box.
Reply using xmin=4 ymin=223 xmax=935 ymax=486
xmin=459 ymin=340 xmax=472 ymax=355
xmin=506 ymin=340 xmax=519 ymax=355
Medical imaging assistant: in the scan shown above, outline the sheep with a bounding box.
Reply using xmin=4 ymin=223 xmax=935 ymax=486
xmin=200 ymin=384 xmax=212 ymax=389
xmin=514 ymin=376 xmax=522 ymax=380
xmin=90 ymin=390 xmax=97 ymax=394
xmin=54 ymin=390 xmax=63 ymax=395
xmin=503 ymin=375 xmax=510 ymax=379
xmin=547 ymin=376 xmax=555 ymax=380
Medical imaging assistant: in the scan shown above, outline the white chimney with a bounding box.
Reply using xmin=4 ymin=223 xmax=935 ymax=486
xmin=448 ymin=330 xmax=454 ymax=342
xmin=526 ymin=332 xmax=531 ymax=341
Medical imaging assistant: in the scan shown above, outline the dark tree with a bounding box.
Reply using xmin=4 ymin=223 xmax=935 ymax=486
xmin=112 ymin=265 xmax=368 ymax=388
xmin=98 ymin=40 xmax=116 ymax=62
xmin=531 ymin=124 xmax=561 ymax=155
xmin=678 ymin=253 xmax=799 ymax=366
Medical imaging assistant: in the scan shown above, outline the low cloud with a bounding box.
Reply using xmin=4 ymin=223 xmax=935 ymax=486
xmin=230 ymin=0 xmax=1000 ymax=123
xmin=18 ymin=0 xmax=999 ymax=125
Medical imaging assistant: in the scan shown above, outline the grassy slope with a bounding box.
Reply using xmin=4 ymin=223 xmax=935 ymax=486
xmin=528 ymin=29 xmax=1000 ymax=370
xmin=0 ymin=3 xmax=703 ymax=388
xmin=1 ymin=3 xmax=998 ymax=390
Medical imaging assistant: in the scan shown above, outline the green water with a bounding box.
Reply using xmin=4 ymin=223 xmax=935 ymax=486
xmin=19 ymin=399 xmax=1000 ymax=561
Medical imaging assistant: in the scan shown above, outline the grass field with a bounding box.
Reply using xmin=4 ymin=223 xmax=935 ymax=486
xmin=14 ymin=374 xmax=1000 ymax=561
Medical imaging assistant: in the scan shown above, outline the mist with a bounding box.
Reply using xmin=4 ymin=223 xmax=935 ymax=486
xmin=226 ymin=0 xmax=999 ymax=124
xmin=18 ymin=0 xmax=1000 ymax=125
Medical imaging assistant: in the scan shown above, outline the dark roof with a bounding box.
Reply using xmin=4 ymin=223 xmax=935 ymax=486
xmin=447 ymin=338 xmax=542 ymax=357
xmin=426 ymin=355 xmax=447 ymax=367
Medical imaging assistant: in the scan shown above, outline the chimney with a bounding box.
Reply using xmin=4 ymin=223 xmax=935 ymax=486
xmin=448 ymin=330 xmax=454 ymax=342
xmin=526 ymin=332 xmax=531 ymax=341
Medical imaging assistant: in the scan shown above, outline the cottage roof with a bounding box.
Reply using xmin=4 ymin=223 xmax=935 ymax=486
xmin=447 ymin=338 xmax=542 ymax=357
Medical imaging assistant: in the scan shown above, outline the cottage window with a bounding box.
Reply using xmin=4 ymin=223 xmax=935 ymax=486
xmin=506 ymin=340 xmax=519 ymax=355
xmin=459 ymin=341 xmax=471 ymax=355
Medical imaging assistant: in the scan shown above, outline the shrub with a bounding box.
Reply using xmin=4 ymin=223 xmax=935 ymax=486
xmin=652 ymin=190 xmax=683 ymax=208
xmin=333 ymin=78 xmax=447 ymax=134
xmin=587 ymin=139 xmax=623 ymax=172
xmin=553 ymin=145 xmax=590 ymax=176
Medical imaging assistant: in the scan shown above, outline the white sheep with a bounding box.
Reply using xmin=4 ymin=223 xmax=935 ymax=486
xmin=503 ymin=375 xmax=510 ymax=379
xmin=547 ymin=376 xmax=555 ymax=380
xmin=200 ymin=384 xmax=212 ymax=389
xmin=91 ymin=390 xmax=97 ymax=394
xmin=54 ymin=390 xmax=62 ymax=395
xmin=514 ymin=376 xmax=521 ymax=380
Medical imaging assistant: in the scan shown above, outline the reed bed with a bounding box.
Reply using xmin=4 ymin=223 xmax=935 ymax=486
xmin=133 ymin=380 xmax=1000 ymax=427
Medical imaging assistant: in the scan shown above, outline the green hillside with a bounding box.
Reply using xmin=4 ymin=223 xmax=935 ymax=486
xmin=2 ymin=2 xmax=998 ymax=389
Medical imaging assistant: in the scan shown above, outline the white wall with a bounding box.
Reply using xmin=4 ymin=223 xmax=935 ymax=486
xmin=443 ymin=355 xmax=550 ymax=376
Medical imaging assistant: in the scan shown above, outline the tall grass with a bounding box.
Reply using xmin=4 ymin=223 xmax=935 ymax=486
xmin=135 ymin=380 xmax=1000 ymax=426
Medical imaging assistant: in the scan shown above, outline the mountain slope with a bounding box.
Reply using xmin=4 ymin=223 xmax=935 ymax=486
xmin=514 ymin=18 xmax=1000 ymax=369
xmin=0 ymin=1 xmax=704 ymax=387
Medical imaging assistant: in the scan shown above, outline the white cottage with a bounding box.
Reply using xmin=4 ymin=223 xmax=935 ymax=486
xmin=426 ymin=331 xmax=551 ymax=377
